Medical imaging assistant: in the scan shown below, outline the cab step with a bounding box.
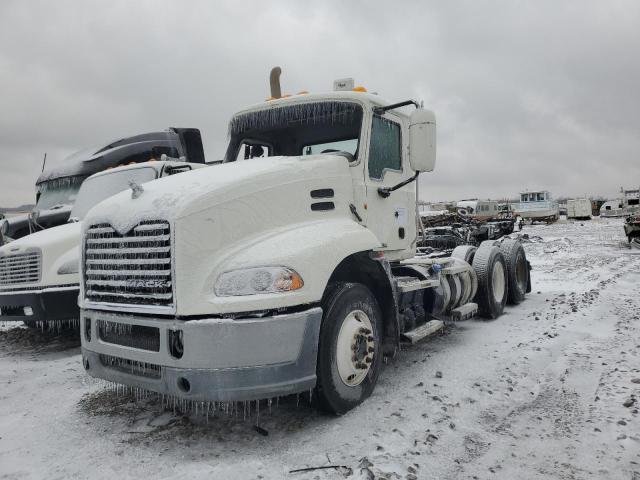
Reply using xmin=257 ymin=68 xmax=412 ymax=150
xmin=401 ymin=319 xmax=444 ymax=344
xmin=396 ymin=276 xmax=439 ymax=293
xmin=450 ymin=302 xmax=478 ymax=321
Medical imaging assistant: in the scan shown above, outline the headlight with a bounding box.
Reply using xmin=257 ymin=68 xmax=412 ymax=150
xmin=215 ymin=266 xmax=304 ymax=297
xmin=57 ymin=259 xmax=79 ymax=275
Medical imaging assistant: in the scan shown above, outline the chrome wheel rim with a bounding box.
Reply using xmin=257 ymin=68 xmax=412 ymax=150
xmin=336 ymin=310 xmax=374 ymax=387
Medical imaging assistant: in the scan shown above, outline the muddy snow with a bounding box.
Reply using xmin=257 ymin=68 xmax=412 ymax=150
xmin=1 ymin=218 xmax=639 ymax=479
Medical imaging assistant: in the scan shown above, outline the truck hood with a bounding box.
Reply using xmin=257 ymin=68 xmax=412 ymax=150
xmin=84 ymin=155 xmax=353 ymax=233
xmin=0 ymin=221 xmax=81 ymax=289
xmin=0 ymin=221 xmax=80 ymax=254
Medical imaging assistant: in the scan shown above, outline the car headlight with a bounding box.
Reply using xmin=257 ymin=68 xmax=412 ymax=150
xmin=57 ymin=259 xmax=79 ymax=275
xmin=215 ymin=266 xmax=304 ymax=297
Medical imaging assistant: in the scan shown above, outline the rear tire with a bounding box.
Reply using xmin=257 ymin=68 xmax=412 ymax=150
xmin=472 ymin=242 xmax=508 ymax=319
xmin=499 ymin=238 xmax=528 ymax=305
xmin=451 ymin=245 xmax=477 ymax=264
xmin=315 ymin=282 xmax=383 ymax=414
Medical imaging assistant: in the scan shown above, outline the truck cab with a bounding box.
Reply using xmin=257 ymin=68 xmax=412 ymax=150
xmin=1 ymin=128 xmax=205 ymax=244
xmin=0 ymin=160 xmax=205 ymax=328
xmin=79 ymin=77 xmax=529 ymax=414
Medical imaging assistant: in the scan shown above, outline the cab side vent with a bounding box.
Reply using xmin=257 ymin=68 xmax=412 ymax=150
xmin=311 ymin=202 xmax=335 ymax=211
xmin=310 ymin=189 xmax=334 ymax=199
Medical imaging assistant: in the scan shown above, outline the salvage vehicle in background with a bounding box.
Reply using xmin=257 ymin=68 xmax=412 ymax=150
xmin=456 ymin=199 xmax=500 ymax=221
xmin=624 ymin=215 xmax=640 ymax=247
xmin=418 ymin=211 xmax=515 ymax=252
xmin=512 ymin=190 xmax=559 ymax=223
xmin=566 ymin=198 xmax=592 ymax=220
xmin=1 ymin=128 xmax=205 ymax=244
xmin=0 ymin=159 xmax=205 ymax=328
xmin=79 ymin=69 xmax=531 ymax=414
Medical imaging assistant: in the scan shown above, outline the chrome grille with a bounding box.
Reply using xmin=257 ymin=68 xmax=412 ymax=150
xmin=84 ymin=221 xmax=173 ymax=306
xmin=0 ymin=250 xmax=41 ymax=285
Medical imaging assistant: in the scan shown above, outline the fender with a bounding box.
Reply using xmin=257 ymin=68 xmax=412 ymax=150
xmin=175 ymin=219 xmax=382 ymax=316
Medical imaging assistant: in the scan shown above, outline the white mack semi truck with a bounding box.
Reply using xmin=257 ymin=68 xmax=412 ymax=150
xmin=0 ymin=160 xmax=204 ymax=328
xmin=79 ymin=70 xmax=531 ymax=414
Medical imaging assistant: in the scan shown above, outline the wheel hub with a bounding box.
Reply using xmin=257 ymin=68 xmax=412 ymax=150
xmin=336 ymin=310 xmax=375 ymax=387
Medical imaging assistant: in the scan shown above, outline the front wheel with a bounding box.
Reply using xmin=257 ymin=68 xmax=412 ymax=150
xmin=315 ymin=282 xmax=383 ymax=414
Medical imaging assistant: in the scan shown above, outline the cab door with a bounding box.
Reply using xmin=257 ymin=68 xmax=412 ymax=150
xmin=363 ymin=113 xmax=416 ymax=257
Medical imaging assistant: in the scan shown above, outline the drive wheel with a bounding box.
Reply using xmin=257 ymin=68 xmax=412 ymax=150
xmin=499 ymin=238 xmax=529 ymax=305
xmin=451 ymin=245 xmax=477 ymax=264
xmin=315 ymin=282 xmax=383 ymax=414
xmin=472 ymin=242 xmax=508 ymax=319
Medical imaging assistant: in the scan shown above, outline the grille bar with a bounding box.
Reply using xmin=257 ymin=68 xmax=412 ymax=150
xmin=86 ymin=258 xmax=171 ymax=266
xmin=86 ymin=290 xmax=173 ymax=300
xmin=84 ymin=221 xmax=173 ymax=307
xmin=86 ymin=246 xmax=171 ymax=255
xmin=85 ymin=269 xmax=171 ymax=277
xmin=86 ymin=234 xmax=170 ymax=245
xmin=0 ymin=251 xmax=41 ymax=285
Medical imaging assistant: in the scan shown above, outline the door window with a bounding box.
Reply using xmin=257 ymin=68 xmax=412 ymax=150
xmin=368 ymin=115 xmax=402 ymax=180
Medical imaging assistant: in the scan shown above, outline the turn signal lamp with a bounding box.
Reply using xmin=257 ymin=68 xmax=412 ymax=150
xmin=352 ymin=86 xmax=367 ymax=92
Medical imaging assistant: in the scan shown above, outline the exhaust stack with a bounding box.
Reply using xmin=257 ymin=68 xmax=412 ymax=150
xmin=269 ymin=66 xmax=282 ymax=99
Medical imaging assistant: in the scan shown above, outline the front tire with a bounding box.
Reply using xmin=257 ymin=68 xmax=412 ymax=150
xmin=315 ymin=282 xmax=383 ymax=414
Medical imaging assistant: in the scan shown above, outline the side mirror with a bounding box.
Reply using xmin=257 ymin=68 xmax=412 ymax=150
xmin=409 ymin=108 xmax=436 ymax=172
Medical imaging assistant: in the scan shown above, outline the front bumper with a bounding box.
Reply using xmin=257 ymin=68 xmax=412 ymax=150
xmin=81 ymin=306 xmax=322 ymax=402
xmin=0 ymin=286 xmax=79 ymax=322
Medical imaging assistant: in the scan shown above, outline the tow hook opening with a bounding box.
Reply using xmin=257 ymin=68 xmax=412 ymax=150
xmin=168 ymin=329 xmax=184 ymax=359
xmin=84 ymin=318 xmax=92 ymax=342
xmin=177 ymin=377 xmax=191 ymax=393
xmin=82 ymin=356 xmax=90 ymax=371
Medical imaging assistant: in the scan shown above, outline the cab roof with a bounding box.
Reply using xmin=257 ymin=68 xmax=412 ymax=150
xmin=232 ymin=90 xmax=407 ymax=119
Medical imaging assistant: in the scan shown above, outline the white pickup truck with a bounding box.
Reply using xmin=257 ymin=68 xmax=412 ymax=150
xmin=0 ymin=160 xmax=204 ymax=328
xmin=79 ymin=73 xmax=531 ymax=413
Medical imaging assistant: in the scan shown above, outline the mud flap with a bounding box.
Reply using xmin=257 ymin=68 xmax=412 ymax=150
xmin=526 ymin=260 xmax=532 ymax=293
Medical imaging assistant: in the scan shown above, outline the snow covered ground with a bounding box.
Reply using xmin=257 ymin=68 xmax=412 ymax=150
xmin=1 ymin=217 xmax=639 ymax=479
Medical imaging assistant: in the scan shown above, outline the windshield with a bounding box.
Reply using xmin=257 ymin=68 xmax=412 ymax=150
xmin=36 ymin=178 xmax=84 ymax=211
xmin=70 ymin=167 xmax=157 ymax=220
xmin=225 ymin=101 xmax=363 ymax=162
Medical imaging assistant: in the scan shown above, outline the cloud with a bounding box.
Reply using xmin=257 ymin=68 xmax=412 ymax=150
xmin=1 ymin=0 xmax=639 ymax=206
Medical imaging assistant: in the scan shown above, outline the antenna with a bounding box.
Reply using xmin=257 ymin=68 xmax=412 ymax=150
xmin=41 ymin=153 xmax=47 ymax=172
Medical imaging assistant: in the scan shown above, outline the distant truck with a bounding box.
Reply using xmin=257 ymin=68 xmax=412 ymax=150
xmin=456 ymin=199 xmax=499 ymax=221
xmin=0 ymin=128 xmax=205 ymax=244
xmin=78 ymin=70 xmax=532 ymax=414
xmin=566 ymin=198 xmax=591 ymax=220
xmin=0 ymin=160 xmax=205 ymax=328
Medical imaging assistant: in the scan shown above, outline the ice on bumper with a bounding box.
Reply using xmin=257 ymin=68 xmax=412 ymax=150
xmin=81 ymin=307 xmax=322 ymax=402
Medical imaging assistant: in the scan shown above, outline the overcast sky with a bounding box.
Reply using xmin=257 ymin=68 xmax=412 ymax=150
xmin=1 ymin=0 xmax=639 ymax=206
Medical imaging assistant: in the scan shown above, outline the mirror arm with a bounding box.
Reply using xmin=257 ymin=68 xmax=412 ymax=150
xmin=373 ymin=100 xmax=420 ymax=115
xmin=378 ymin=172 xmax=420 ymax=198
